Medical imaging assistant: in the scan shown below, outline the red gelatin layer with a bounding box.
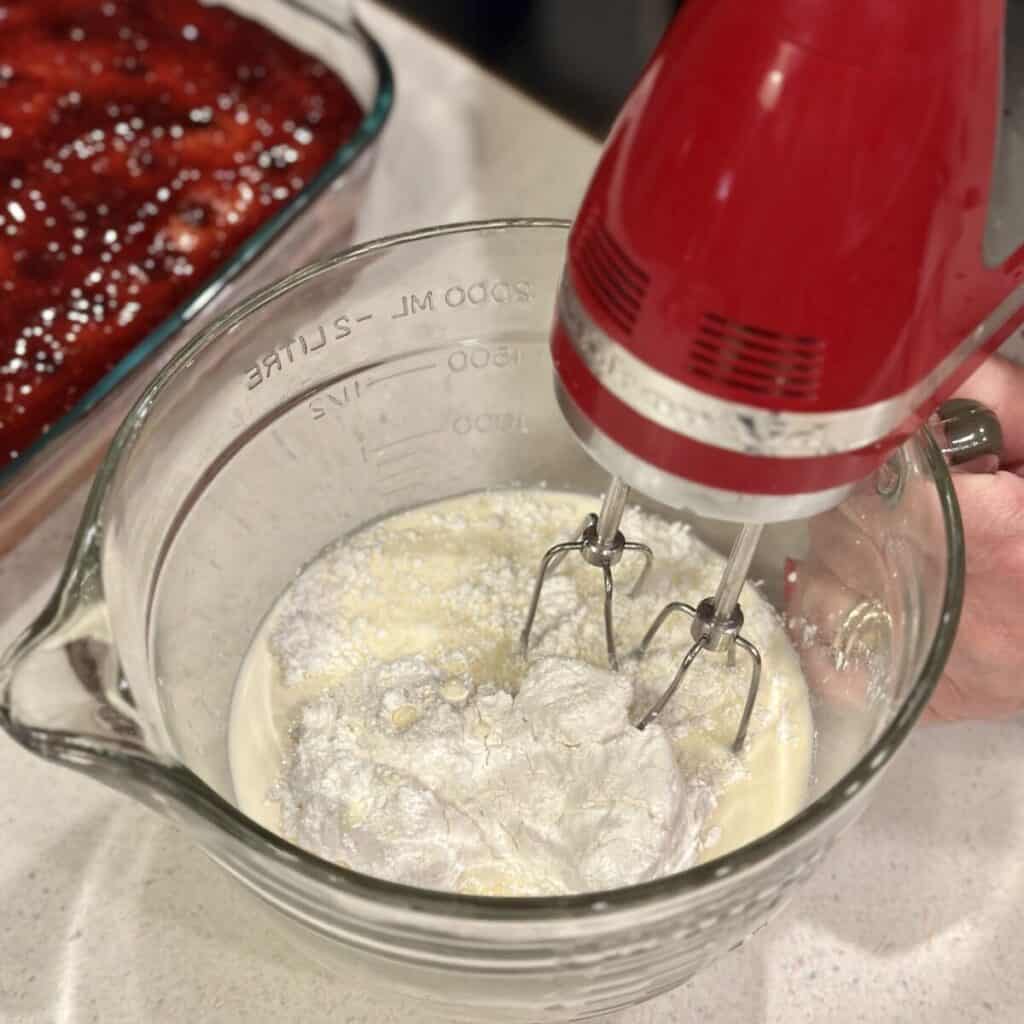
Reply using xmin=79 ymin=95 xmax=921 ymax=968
xmin=0 ymin=0 xmax=364 ymax=467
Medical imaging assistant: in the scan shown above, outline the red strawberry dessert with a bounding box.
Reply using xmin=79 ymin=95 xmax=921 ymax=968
xmin=0 ymin=0 xmax=364 ymax=467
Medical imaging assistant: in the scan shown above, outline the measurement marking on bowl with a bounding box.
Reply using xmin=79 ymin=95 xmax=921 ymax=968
xmin=243 ymin=315 xmax=364 ymax=390
xmin=390 ymin=280 xmax=534 ymax=320
xmin=452 ymin=412 xmax=529 ymax=435
xmin=447 ymin=346 xmax=521 ymax=372
xmin=272 ymin=430 xmax=300 ymax=462
xmin=379 ymin=476 xmax=431 ymax=498
xmin=366 ymin=363 xmax=437 ymax=387
xmin=364 ymin=426 xmax=445 ymax=456
xmin=376 ymin=447 xmax=427 ymax=468
xmin=309 ymin=380 xmax=363 ymax=419
xmin=377 ymin=463 xmax=428 ymax=485
xmin=306 ymin=340 xmax=544 ymax=426
xmin=211 ymin=498 xmax=254 ymax=534
xmin=244 ymin=280 xmax=536 ymax=390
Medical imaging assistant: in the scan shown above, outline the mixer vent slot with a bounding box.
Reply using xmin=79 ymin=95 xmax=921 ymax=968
xmin=570 ymin=215 xmax=650 ymax=337
xmin=689 ymin=313 xmax=824 ymax=400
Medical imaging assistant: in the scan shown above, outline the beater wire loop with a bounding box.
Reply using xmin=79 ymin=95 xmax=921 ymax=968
xmin=520 ymin=480 xmax=761 ymax=751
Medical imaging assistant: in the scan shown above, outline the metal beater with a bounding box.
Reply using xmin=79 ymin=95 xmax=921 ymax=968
xmin=520 ymin=477 xmax=762 ymax=752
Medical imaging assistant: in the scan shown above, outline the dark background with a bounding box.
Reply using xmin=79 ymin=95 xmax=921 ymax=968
xmin=379 ymin=0 xmax=681 ymax=138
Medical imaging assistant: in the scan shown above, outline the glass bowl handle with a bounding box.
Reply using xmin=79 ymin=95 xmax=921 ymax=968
xmin=0 ymin=535 xmax=168 ymax=782
xmin=932 ymin=398 xmax=1003 ymax=471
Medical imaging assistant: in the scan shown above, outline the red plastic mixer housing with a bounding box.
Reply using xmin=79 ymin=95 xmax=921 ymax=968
xmin=552 ymin=0 xmax=1024 ymax=521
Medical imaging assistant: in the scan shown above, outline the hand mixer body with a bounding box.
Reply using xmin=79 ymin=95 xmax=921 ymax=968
xmin=526 ymin=0 xmax=1024 ymax=735
xmin=553 ymin=0 xmax=1024 ymax=522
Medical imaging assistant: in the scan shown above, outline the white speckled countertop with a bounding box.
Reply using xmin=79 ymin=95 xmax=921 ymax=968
xmin=2 ymin=4 xmax=1023 ymax=1022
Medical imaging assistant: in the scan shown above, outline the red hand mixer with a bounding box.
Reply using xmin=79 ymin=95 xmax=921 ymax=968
xmin=522 ymin=0 xmax=1024 ymax=746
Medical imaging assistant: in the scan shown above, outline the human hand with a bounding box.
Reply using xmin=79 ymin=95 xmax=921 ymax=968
xmin=784 ymin=353 xmax=1024 ymax=722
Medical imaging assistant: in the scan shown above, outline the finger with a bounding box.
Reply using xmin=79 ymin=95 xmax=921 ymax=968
xmin=784 ymin=556 xmax=869 ymax=648
xmin=935 ymin=474 xmax=1024 ymax=678
xmin=920 ymin=471 xmax=1024 ymax=720
xmin=805 ymin=506 xmax=890 ymax=601
xmin=923 ymin=669 xmax=1024 ymax=722
xmin=952 ymin=353 xmax=1024 ymax=468
xmin=955 ymin=468 xmax=1024 ymax=539
xmin=919 ymin=675 xmax=976 ymax=723
xmin=784 ymin=555 xmax=895 ymax=713
xmin=800 ymin=643 xmax=883 ymax=711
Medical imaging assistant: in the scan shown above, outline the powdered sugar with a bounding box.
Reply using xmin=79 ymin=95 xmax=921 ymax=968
xmin=275 ymin=655 xmax=705 ymax=895
xmin=230 ymin=489 xmax=814 ymax=895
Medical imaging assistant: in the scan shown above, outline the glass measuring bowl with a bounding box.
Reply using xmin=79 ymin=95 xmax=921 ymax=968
xmin=0 ymin=220 xmax=962 ymax=1023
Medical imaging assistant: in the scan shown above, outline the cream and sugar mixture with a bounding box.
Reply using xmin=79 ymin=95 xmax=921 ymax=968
xmin=229 ymin=490 xmax=813 ymax=897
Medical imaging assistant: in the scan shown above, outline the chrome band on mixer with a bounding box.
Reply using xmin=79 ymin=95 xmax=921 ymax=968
xmin=558 ymin=276 xmax=1024 ymax=459
xmin=555 ymin=380 xmax=856 ymax=522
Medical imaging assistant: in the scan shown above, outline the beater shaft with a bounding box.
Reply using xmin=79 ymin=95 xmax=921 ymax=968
xmin=595 ymin=476 xmax=630 ymax=547
xmin=706 ymin=523 xmax=763 ymax=650
xmin=520 ymin=476 xmax=652 ymax=670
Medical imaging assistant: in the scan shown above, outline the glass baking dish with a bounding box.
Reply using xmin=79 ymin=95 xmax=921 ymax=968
xmin=0 ymin=0 xmax=393 ymax=553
